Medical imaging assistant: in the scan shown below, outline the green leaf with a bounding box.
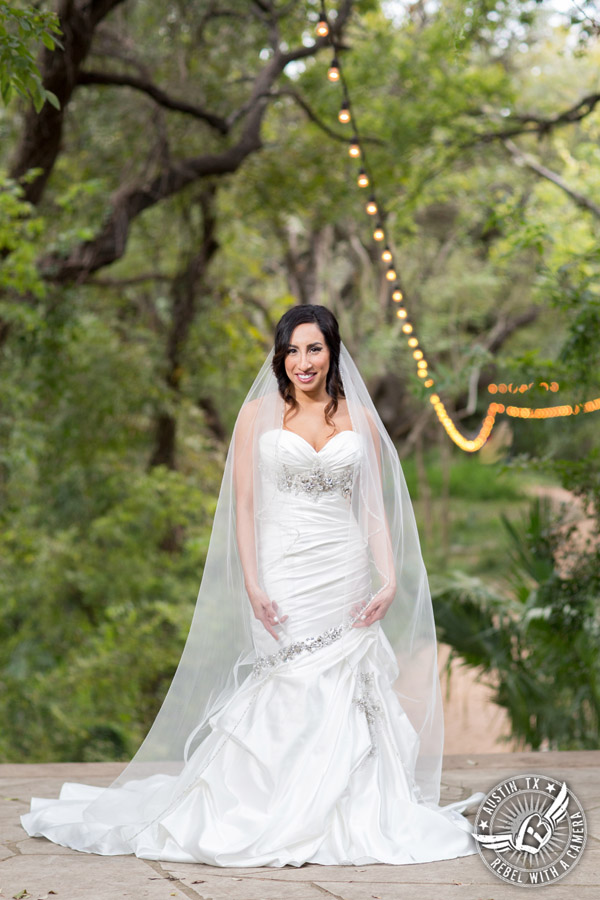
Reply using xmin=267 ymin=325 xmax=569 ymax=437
xmin=44 ymin=89 xmax=60 ymax=110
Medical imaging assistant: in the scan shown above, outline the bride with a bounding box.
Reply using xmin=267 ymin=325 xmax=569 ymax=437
xmin=21 ymin=304 xmax=485 ymax=866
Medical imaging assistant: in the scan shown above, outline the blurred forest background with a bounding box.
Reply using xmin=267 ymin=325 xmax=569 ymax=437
xmin=1 ymin=0 xmax=599 ymax=762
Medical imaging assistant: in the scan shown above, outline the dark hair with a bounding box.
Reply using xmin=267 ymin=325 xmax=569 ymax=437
xmin=272 ymin=304 xmax=345 ymax=428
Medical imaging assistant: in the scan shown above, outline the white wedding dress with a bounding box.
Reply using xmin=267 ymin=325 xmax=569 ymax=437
xmin=21 ymin=427 xmax=484 ymax=866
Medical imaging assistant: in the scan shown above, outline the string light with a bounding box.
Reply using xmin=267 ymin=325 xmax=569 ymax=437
xmin=488 ymin=381 xmax=559 ymax=394
xmin=316 ymin=14 xmax=329 ymax=37
xmin=311 ymin=4 xmax=600 ymax=452
xmin=328 ymin=57 xmax=340 ymax=82
xmin=338 ymin=101 xmax=351 ymax=124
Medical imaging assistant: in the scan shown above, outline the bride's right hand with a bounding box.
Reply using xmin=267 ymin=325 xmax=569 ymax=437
xmin=246 ymin=585 xmax=288 ymax=640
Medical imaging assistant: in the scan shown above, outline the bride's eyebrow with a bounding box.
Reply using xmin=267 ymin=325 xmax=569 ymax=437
xmin=287 ymin=342 xmax=323 ymax=349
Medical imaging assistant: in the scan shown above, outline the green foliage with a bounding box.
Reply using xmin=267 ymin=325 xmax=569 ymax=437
xmin=0 ymin=171 xmax=46 ymax=297
xmin=402 ymin=452 xmax=522 ymax=502
xmin=432 ymin=495 xmax=600 ymax=750
xmin=0 ymin=1 xmax=62 ymax=110
xmin=0 ymin=463 xmax=221 ymax=762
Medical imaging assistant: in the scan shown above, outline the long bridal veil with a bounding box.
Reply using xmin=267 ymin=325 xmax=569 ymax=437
xmin=67 ymin=340 xmax=445 ymax=841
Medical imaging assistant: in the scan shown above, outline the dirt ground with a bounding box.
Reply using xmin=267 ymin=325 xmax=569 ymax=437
xmin=438 ymin=642 xmax=519 ymax=755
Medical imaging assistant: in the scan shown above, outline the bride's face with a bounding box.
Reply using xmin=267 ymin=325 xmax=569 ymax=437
xmin=284 ymin=322 xmax=331 ymax=395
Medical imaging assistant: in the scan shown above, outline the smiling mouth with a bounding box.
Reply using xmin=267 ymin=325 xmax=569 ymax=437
xmin=296 ymin=372 xmax=316 ymax=382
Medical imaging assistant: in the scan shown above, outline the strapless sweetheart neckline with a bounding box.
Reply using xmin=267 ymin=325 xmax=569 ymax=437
xmin=280 ymin=427 xmax=356 ymax=455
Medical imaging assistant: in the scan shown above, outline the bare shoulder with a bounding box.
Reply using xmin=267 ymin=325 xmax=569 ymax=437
xmin=235 ymin=392 xmax=280 ymax=433
xmin=235 ymin=396 xmax=261 ymax=434
xmin=360 ymin=405 xmax=380 ymax=446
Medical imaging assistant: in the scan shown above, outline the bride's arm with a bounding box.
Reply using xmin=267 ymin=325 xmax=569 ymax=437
xmin=354 ymin=409 xmax=397 ymax=627
xmin=367 ymin=410 xmax=397 ymax=588
xmin=233 ymin=402 xmax=286 ymax=640
xmin=233 ymin=403 xmax=260 ymax=595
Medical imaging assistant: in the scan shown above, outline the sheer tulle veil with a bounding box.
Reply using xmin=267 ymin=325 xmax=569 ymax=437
xmin=82 ymin=331 xmax=445 ymax=839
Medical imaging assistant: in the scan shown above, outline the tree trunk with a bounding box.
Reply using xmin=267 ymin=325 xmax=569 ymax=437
xmin=415 ymin=430 xmax=434 ymax=548
xmin=149 ymin=187 xmax=218 ymax=471
xmin=439 ymin=426 xmax=452 ymax=565
xmin=9 ymin=0 xmax=128 ymax=205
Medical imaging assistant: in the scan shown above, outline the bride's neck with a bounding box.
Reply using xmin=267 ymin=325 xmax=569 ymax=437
xmin=291 ymin=388 xmax=329 ymax=413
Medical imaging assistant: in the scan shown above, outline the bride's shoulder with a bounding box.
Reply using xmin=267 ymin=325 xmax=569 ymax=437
xmin=235 ymin=392 xmax=280 ymax=434
xmin=353 ymin=403 xmax=380 ymax=447
xmin=340 ymin=396 xmax=375 ymax=426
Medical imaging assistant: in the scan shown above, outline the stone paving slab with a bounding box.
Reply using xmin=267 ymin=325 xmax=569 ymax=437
xmin=0 ymin=751 xmax=597 ymax=900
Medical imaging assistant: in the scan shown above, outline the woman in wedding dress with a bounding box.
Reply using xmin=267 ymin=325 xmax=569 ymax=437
xmin=21 ymin=304 xmax=485 ymax=866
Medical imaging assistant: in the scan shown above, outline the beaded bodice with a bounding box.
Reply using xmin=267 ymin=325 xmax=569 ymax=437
xmin=258 ymin=428 xmax=362 ymax=502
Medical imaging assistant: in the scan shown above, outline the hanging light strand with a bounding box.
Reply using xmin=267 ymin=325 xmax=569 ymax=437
xmin=310 ymin=4 xmax=600 ymax=451
xmin=321 ymin=19 xmax=426 ymax=402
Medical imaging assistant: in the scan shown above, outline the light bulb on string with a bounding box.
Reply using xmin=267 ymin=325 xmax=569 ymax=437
xmin=417 ymin=370 xmax=428 ymax=379
xmin=386 ymin=266 xmax=397 ymax=281
xmin=357 ymin=168 xmax=369 ymax=188
xmin=417 ymin=360 xmax=428 ymax=369
xmin=316 ymin=15 xmax=329 ymax=37
xmin=413 ymin=350 xmax=423 ymax=360
xmin=408 ymin=337 xmax=419 ymax=347
xmin=366 ymin=196 xmax=378 ymax=215
xmin=348 ymin=137 xmax=361 ymax=158
xmin=373 ymin=223 xmax=384 ymax=241
xmin=338 ymin=102 xmax=351 ymax=124
xmin=392 ymin=287 xmax=403 ymax=301
xmin=402 ymin=323 xmax=413 ymax=334
xmin=424 ymin=378 xmax=434 ymax=387
xmin=381 ymin=247 xmax=392 ymax=262
xmin=396 ymin=308 xmax=407 ymax=318
xmin=328 ymin=57 xmax=340 ymax=82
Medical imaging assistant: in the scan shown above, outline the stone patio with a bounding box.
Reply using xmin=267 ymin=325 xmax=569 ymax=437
xmin=1 ymin=751 xmax=598 ymax=900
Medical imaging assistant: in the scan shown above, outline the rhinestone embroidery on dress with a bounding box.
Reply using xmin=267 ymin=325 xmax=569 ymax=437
xmin=275 ymin=460 xmax=354 ymax=500
xmin=251 ymin=604 xmax=368 ymax=678
xmin=353 ymin=670 xmax=383 ymax=757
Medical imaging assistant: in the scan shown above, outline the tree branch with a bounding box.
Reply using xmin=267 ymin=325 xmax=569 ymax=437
xmin=466 ymin=92 xmax=600 ymax=146
xmin=502 ymin=138 xmax=600 ymax=220
xmin=77 ymin=69 xmax=229 ymax=133
xmin=87 ymin=272 xmax=172 ymax=286
xmin=458 ymin=305 xmax=544 ymax=417
xmin=269 ymin=88 xmax=384 ymax=145
xmin=37 ymin=0 xmax=356 ymax=283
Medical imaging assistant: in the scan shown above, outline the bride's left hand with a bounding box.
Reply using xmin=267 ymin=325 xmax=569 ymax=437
xmin=351 ymin=583 xmax=396 ymax=628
